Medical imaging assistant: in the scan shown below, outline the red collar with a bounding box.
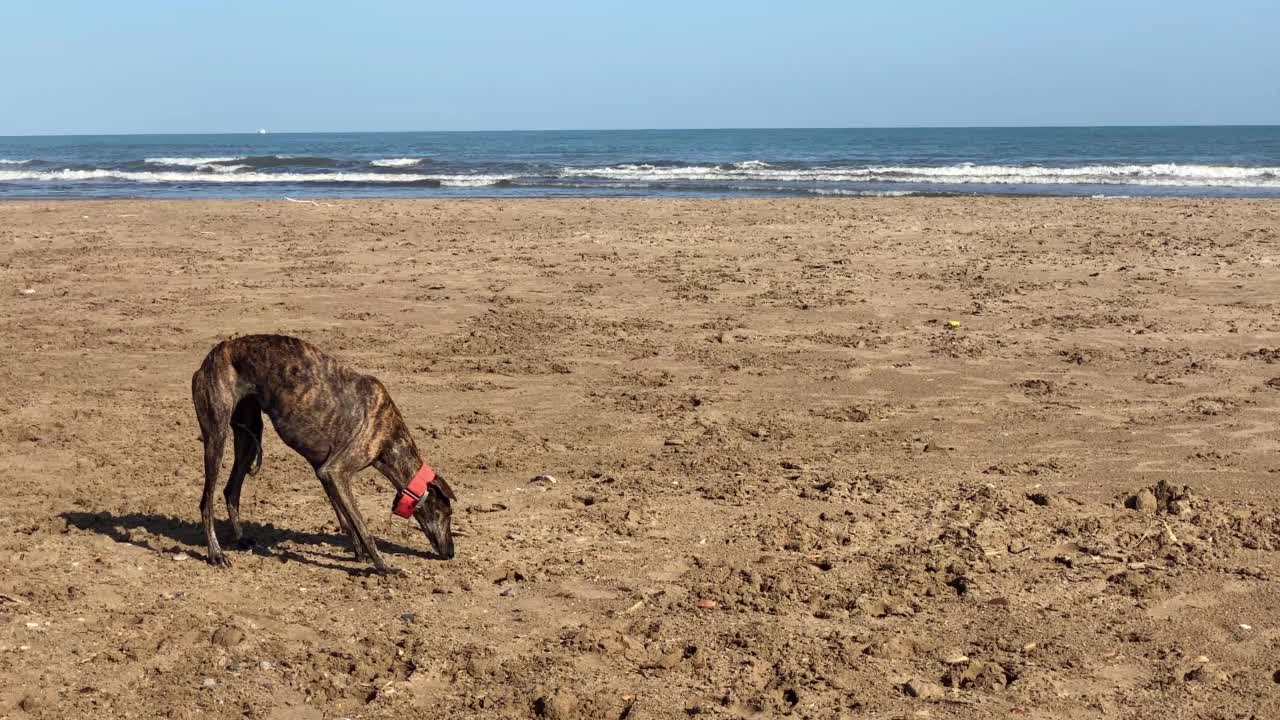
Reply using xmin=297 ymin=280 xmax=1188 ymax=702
xmin=392 ymin=464 xmax=435 ymax=518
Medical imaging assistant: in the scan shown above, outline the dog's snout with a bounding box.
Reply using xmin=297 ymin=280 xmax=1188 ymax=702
xmin=421 ymin=523 xmax=455 ymax=560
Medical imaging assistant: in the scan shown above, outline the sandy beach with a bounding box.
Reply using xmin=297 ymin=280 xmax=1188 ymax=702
xmin=2 ymin=197 xmax=1279 ymax=719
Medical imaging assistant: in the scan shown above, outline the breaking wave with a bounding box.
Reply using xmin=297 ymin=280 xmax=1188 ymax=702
xmin=198 ymin=164 xmax=251 ymax=174
xmin=145 ymin=156 xmax=243 ymax=167
xmin=0 ymin=169 xmax=514 ymax=186
xmin=559 ymin=163 xmax=1280 ymax=188
xmin=370 ymin=157 xmax=423 ymax=167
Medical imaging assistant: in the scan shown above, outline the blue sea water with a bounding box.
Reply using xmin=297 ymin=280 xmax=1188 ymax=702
xmin=1 ymin=127 xmax=1278 ymax=199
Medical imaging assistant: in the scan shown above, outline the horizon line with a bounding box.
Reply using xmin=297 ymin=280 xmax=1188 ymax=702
xmin=3 ymin=123 xmax=1279 ymax=139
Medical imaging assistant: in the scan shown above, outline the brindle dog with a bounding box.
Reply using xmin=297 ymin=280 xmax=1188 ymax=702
xmin=191 ymin=334 xmax=455 ymax=572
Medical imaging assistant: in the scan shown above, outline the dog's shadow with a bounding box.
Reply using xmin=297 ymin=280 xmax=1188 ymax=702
xmin=61 ymin=510 xmax=441 ymax=575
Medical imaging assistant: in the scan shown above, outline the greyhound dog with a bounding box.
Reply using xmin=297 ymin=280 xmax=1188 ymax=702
xmin=191 ymin=334 xmax=455 ymax=572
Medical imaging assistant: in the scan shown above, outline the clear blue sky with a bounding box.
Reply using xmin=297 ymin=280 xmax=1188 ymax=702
xmin=2 ymin=1 xmax=1276 ymax=135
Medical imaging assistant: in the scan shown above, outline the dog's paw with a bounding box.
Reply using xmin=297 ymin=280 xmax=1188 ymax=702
xmin=374 ymin=565 xmax=403 ymax=577
xmin=208 ymin=553 xmax=233 ymax=568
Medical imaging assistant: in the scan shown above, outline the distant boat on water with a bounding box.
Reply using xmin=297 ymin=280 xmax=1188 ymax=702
xmin=257 ymin=128 xmax=267 ymax=135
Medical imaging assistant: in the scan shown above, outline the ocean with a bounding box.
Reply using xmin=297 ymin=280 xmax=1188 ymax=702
xmin=1 ymin=127 xmax=1278 ymax=199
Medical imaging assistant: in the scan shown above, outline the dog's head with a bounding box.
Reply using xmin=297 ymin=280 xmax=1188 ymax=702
xmin=414 ymin=474 xmax=456 ymax=559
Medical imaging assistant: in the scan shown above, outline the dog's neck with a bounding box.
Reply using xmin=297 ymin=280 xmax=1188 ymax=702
xmin=379 ymin=430 xmax=425 ymax=491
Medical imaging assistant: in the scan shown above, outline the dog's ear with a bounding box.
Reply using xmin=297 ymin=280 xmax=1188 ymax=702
xmin=432 ymin=473 xmax=456 ymax=501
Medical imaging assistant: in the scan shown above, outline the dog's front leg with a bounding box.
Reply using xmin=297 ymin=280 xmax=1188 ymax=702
xmin=317 ymin=467 xmax=395 ymax=574
xmin=320 ymin=479 xmax=368 ymax=561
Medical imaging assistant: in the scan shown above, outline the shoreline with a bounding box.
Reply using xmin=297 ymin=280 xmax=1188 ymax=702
xmin=2 ymin=189 xmax=1280 ymax=203
xmin=2 ymin=194 xmax=1279 ymax=204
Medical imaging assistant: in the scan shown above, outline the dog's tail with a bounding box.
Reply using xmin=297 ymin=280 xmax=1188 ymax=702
xmin=231 ymin=422 xmax=264 ymax=476
xmin=248 ymin=435 xmax=263 ymax=475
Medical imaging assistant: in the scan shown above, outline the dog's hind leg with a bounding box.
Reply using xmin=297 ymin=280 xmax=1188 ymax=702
xmin=193 ymin=354 xmax=236 ymax=568
xmin=197 ymin=418 xmax=232 ymax=568
xmin=225 ymin=399 xmax=264 ymax=550
xmin=197 ymin=424 xmax=232 ymax=567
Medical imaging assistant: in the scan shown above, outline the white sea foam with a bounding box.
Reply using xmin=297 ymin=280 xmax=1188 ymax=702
xmin=863 ymin=163 xmax=1280 ymax=183
xmin=145 ymin=156 xmax=243 ymax=167
xmin=370 ymin=157 xmax=423 ymax=167
xmin=560 ymin=163 xmax=1280 ymax=188
xmin=436 ymin=174 xmax=514 ymax=187
xmin=809 ymin=189 xmax=916 ymax=197
xmin=0 ymin=159 xmax=30 ymax=164
xmin=0 ymin=168 xmax=513 ymax=185
xmin=4 ymin=162 xmax=1277 ymax=190
xmin=197 ymin=163 xmax=251 ymax=174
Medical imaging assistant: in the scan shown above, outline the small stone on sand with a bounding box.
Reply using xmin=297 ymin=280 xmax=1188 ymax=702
xmin=904 ymin=678 xmax=945 ymax=700
xmin=211 ymin=626 xmax=245 ymax=647
xmin=1128 ymin=489 xmax=1158 ymax=513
